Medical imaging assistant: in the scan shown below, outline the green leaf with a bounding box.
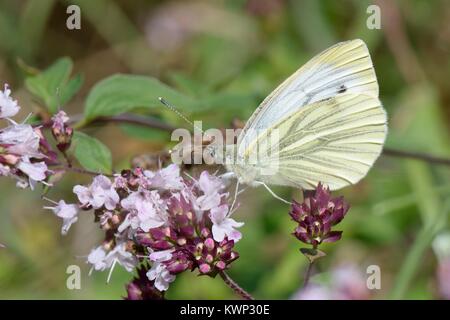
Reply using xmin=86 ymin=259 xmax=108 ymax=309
xmin=25 ymin=57 xmax=83 ymax=113
xmin=72 ymin=132 xmax=112 ymax=174
xmin=83 ymin=74 xmax=198 ymax=122
xmin=119 ymin=123 xmax=169 ymax=141
xmin=59 ymin=73 xmax=84 ymax=106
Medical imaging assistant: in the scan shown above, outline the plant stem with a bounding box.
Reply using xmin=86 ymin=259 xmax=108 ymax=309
xmin=52 ymin=164 xmax=113 ymax=177
xmin=219 ymin=271 xmax=254 ymax=300
xmin=303 ymin=261 xmax=314 ymax=287
xmin=61 ymin=150 xmax=72 ymax=167
xmin=389 ymin=225 xmax=435 ymax=299
xmin=72 ymin=113 xmax=176 ymax=132
xmin=383 ymin=147 xmax=450 ymax=166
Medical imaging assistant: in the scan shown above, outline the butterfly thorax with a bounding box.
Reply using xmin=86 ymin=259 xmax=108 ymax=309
xmin=206 ymin=144 xmax=259 ymax=186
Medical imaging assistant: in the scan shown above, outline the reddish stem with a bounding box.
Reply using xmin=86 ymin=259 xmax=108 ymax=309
xmin=219 ymin=271 xmax=254 ymax=300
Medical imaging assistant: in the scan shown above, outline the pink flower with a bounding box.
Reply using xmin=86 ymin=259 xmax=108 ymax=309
xmin=119 ymin=189 xmax=168 ymax=232
xmin=147 ymin=249 xmax=176 ymax=291
xmin=51 ymin=110 xmax=69 ymax=130
xmin=146 ymin=261 xmax=176 ymax=291
xmin=0 ymin=124 xmax=42 ymax=158
xmin=99 ymin=211 xmax=114 ymax=228
xmin=73 ymin=175 xmax=119 ymax=210
xmin=87 ymin=242 xmax=137 ymax=282
xmin=437 ymin=259 xmax=450 ymax=299
xmin=105 ymin=242 xmax=137 ymax=273
xmin=210 ymin=204 xmax=244 ymax=242
xmin=149 ymin=248 xmax=174 ymax=262
xmin=292 ymin=285 xmax=332 ymax=300
xmin=0 ymin=163 xmax=10 ymax=176
xmin=145 ymin=164 xmax=184 ymax=190
xmin=17 ymin=157 xmax=48 ymax=184
xmin=44 ymin=200 xmax=79 ymax=235
xmin=332 ymin=264 xmax=370 ymax=300
xmin=198 ymin=171 xmax=224 ymax=194
xmin=113 ymin=174 xmax=129 ymax=189
xmin=87 ymin=246 xmax=108 ymax=271
xmin=292 ymin=264 xmax=370 ymax=300
xmin=0 ymin=84 xmax=20 ymax=119
xmin=196 ymin=171 xmax=225 ymax=211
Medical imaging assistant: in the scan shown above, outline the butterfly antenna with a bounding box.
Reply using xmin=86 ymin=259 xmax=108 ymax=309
xmin=158 ymin=97 xmax=204 ymax=134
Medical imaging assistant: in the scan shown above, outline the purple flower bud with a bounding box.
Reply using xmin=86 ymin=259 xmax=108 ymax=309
xmin=199 ymin=263 xmax=211 ymax=274
xmin=205 ymin=254 xmax=214 ymax=264
xmin=124 ymin=266 xmax=164 ymax=300
xmin=125 ymin=282 xmax=142 ymax=300
xmin=204 ymin=238 xmax=215 ymax=251
xmin=201 ymin=227 xmax=211 ymax=238
xmin=216 ymin=261 xmax=226 ymax=270
xmin=51 ymin=111 xmax=73 ymax=153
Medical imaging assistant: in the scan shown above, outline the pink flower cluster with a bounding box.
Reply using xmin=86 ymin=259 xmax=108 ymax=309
xmin=0 ymin=84 xmax=53 ymax=189
xmin=65 ymin=164 xmax=243 ymax=293
xmin=292 ymin=264 xmax=371 ymax=300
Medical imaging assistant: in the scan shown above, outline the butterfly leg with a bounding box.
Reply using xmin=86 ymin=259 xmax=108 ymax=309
xmin=229 ymin=180 xmax=240 ymax=214
xmin=255 ymin=181 xmax=292 ymax=205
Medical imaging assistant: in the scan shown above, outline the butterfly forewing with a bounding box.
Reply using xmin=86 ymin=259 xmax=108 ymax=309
xmin=238 ymin=39 xmax=379 ymax=157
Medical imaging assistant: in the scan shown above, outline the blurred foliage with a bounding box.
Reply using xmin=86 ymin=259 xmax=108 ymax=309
xmin=25 ymin=57 xmax=83 ymax=113
xmin=1 ymin=0 xmax=450 ymax=299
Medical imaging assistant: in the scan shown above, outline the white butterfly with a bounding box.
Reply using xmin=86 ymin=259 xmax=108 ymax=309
xmin=213 ymin=39 xmax=387 ymax=203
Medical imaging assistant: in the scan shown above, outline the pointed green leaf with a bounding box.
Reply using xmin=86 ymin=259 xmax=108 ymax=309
xmin=25 ymin=57 xmax=83 ymax=113
xmin=83 ymin=74 xmax=198 ymax=121
xmin=72 ymin=132 xmax=112 ymax=174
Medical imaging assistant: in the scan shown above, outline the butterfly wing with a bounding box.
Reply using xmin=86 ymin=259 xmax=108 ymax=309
xmin=238 ymin=39 xmax=379 ymax=154
xmin=237 ymin=93 xmax=387 ymax=190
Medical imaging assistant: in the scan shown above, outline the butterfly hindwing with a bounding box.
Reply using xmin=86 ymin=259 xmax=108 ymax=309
xmin=240 ymin=94 xmax=387 ymax=190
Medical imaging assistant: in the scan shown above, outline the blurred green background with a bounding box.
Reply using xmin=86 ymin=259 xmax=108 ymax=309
xmin=1 ymin=0 xmax=450 ymax=299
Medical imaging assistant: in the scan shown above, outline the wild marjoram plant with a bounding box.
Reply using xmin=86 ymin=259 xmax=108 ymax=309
xmin=1 ymin=42 xmax=450 ymax=300
xmin=0 ymin=83 xmax=248 ymax=299
xmin=0 ymin=85 xmax=351 ymax=299
xmin=0 ymin=82 xmax=379 ymax=300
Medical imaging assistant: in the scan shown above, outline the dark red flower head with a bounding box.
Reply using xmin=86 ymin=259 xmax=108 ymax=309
xmin=289 ymin=183 xmax=349 ymax=248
